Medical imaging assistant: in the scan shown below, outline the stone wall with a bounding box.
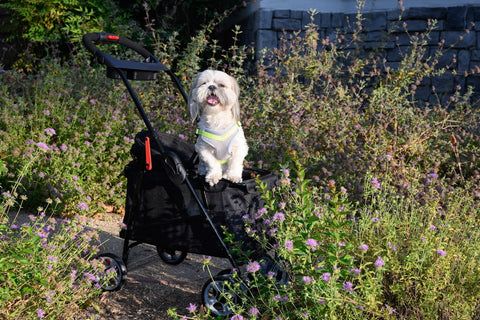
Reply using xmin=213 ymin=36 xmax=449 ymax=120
xmin=240 ymin=5 xmax=480 ymax=104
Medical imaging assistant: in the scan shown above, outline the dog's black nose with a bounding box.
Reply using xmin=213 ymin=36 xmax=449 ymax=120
xmin=208 ymin=85 xmax=216 ymax=91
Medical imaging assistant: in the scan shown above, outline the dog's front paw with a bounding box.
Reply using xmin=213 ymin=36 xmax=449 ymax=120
xmin=223 ymin=173 xmax=242 ymax=184
xmin=205 ymin=172 xmax=222 ymax=186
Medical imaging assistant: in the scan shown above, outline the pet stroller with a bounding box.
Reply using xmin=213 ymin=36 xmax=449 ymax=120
xmin=82 ymin=33 xmax=285 ymax=316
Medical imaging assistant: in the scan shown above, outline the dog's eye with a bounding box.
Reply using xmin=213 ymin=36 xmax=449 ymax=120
xmin=218 ymin=83 xmax=226 ymax=88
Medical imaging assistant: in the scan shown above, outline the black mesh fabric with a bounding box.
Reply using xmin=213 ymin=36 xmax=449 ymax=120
xmin=121 ymin=131 xmax=277 ymax=259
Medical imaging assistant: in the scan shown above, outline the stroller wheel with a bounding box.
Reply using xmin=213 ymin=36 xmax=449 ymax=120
xmin=201 ymin=274 xmax=238 ymax=317
xmin=95 ymin=253 xmax=127 ymax=291
xmin=259 ymin=256 xmax=290 ymax=285
xmin=156 ymin=246 xmax=187 ymax=265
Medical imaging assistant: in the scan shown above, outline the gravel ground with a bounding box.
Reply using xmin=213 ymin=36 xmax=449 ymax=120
xmin=10 ymin=211 xmax=230 ymax=320
xmin=90 ymin=213 xmax=231 ymax=319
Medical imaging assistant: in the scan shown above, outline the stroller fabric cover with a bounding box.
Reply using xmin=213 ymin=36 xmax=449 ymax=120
xmin=122 ymin=131 xmax=277 ymax=259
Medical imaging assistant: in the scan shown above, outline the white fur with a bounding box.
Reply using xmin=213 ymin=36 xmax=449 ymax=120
xmin=188 ymin=70 xmax=248 ymax=186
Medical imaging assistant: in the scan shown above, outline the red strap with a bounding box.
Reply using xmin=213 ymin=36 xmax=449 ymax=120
xmin=145 ymin=137 xmax=152 ymax=171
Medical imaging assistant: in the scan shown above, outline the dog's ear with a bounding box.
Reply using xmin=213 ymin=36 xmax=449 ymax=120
xmin=230 ymin=75 xmax=241 ymax=121
xmin=188 ymin=74 xmax=200 ymax=122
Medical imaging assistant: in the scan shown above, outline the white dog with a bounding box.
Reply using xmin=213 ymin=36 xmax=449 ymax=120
xmin=188 ymin=70 xmax=248 ymax=186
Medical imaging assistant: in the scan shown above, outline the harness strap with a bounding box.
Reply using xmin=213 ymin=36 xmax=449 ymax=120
xmin=196 ymin=122 xmax=241 ymax=141
xmin=196 ymin=122 xmax=241 ymax=164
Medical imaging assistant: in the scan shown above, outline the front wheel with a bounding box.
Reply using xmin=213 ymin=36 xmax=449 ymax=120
xmin=201 ymin=274 xmax=238 ymax=317
xmin=95 ymin=253 xmax=127 ymax=291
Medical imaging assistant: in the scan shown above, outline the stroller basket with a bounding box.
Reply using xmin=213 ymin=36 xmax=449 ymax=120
xmin=122 ymin=131 xmax=277 ymax=259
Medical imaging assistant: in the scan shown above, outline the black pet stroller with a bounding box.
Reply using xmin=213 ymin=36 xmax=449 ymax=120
xmin=82 ymin=33 xmax=285 ymax=316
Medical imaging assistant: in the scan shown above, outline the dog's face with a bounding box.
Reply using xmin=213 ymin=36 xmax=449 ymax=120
xmin=188 ymin=70 xmax=240 ymax=122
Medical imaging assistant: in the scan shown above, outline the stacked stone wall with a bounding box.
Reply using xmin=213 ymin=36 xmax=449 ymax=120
xmin=241 ymin=5 xmax=480 ymax=104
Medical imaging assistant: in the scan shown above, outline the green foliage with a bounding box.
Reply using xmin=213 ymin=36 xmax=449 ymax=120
xmin=0 ymin=0 xmax=121 ymax=43
xmin=165 ymin=7 xmax=480 ymax=320
xmin=0 ymin=58 xmax=142 ymax=215
xmin=1 ymin=2 xmax=480 ymax=319
xmin=0 ymin=156 xmax=105 ymax=319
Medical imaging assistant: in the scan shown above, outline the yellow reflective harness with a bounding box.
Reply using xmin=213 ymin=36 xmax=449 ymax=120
xmin=196 ymin=122 xmax=241 ymax=164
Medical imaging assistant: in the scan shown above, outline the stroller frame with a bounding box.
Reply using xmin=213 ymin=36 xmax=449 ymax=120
xmin=82 ymin=32 xmax=242 ymax=270
xmin=83 ymin=33 xmax=286 ymax=316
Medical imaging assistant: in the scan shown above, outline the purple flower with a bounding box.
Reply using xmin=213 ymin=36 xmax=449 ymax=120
xmin=302 ymin=276 xmax=313 ymax=284
xmin=428 ymin=173 xmax=438 ymax=179
xmin=36 ymin=142 xmax=50 ymax=151
xmin=44 ymin=128 xmax=56 ymax=135
xmin=83 ymin=272 xmax=96 ymax=282
xmin=305 ymin=238 xmax=318 ymax=251
xmin=257 ymin=207 xmax=267 ymax=216
xmin=186 ymin=303 xmax=197 ymax=313
xmin=45 ymin=290 xmax=55 ymax=304
xmin=247 ymin=261 xmax=261 ymax=273
xmin=285 ymin=240 xmax=293 ymax=251
xmin=437 ymin=249 xmax=446 ymax=257
xmin=273 ymin=212 xmax=285 ymax=223
xmin=375 ymin=256 xmax=385 ymax=268
xmin=272 ymin=295 xmax=289 ymax=302
xmin=37 ymin=308 xmax=45 ymax=319
xmin=231 ymin=315 xmax=244 ymax=320
xmin=350 ymin=268 xmax=361 ymax=275
xmin=321 ymin=272 xmax=331 ymax=282
xmin=370 ymin=177 xmax=381 ymax=190
xmin=359 ymin=244 xmax=369 ymax=251
xmin=60 ymin=143 xmax=68 ymax=151
xmin=249 ymin=307 xmax=259 ymax=316
xmin=37 ymin=231 xmax=48 ymax=239
xmin=388 ymin=242 xmax=397 ymax=251
xmin=343 ymin=281 xmax=354 ymax=293
xmin=77 ymin=202 xmax=89 ymax=211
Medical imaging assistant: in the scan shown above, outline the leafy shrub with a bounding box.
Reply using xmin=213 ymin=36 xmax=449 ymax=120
xmin=0 ymin=58 xmax=143 ymax=215
xmin=0 ymin=0 xmax=126 ymax=43
xmin=165 ymin=8 xmax=480 ymax=320
xmin=169 ymin=159 xmax=480 ymax=319
xmin=0 ymin=155 xmax=105 ymax=319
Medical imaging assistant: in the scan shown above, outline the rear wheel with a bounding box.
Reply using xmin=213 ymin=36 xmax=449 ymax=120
xmin=95 ymin=253 xmax=127 ymax=291
xmin=156 ymin=246 xmax=187 ymax=265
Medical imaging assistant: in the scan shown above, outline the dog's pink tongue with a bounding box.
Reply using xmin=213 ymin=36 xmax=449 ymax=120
xmin=207 ymin=94 xmax=219 ymax=105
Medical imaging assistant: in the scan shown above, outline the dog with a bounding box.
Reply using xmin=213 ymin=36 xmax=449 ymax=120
xmin=188 ymin=70 xmax=248 ymax=186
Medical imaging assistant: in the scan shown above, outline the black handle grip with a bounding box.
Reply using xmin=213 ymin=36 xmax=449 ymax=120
xmin=82 ymin=33 xmax=155 ymax=64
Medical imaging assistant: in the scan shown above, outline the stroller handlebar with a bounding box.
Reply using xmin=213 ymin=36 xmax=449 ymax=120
xmin=82 ymin=32 xmax=176 ymax=82
xmin=82 ymin=32 xmax=155 ymax=64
